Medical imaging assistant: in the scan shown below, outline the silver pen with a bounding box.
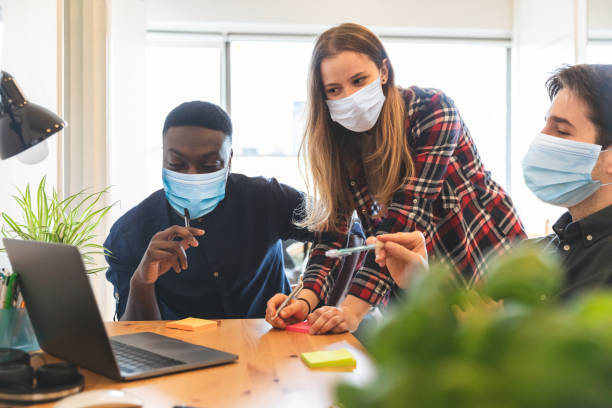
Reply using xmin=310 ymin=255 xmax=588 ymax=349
xmin=325 ymin=241 xmax=384 ymax=258
xmin=273 ymin=278 xmax=304 ymax=320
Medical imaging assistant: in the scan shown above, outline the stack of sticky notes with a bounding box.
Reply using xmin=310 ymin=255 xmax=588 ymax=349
xmin=300 ymin=348 xmax=356 ymax=369
xmin=285 ymin=321 xmax=311 ymax=334
xmin=166 ymin=317 xmax=217 ymax=331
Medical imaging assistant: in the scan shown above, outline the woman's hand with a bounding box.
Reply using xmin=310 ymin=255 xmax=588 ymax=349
xmin=368 ymin=231 xmax=428 ymax=288
xmin=265 ymin=293 xmax=310 ymax=329
xmin=307 ymin=305 xmax=360 ymax=334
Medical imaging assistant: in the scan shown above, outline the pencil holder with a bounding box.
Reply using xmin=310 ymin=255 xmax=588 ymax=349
xmin=0 ymin=308 xmax=39 ymax=352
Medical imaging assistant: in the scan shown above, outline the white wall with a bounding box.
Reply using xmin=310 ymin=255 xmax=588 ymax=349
xmin=108 ymin=0 xmax=147 ymax=218
xmin=146 ymin=0 xmax=513 ymax=36
xmin=0 ymin=0 xmax=59 ymax=267
xmin=104 ymin=0 xmax=147 ymax=319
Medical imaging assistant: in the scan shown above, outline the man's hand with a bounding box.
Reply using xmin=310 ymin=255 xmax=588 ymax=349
xmin=132 ymin=225 xmax=205 ymax=286
xmin=368 ymin=231 xmax=428 ymax=288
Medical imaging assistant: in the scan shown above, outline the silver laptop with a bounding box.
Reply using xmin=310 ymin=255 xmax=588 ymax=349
xmin=3 ymin=238 xmax=238 ymax=381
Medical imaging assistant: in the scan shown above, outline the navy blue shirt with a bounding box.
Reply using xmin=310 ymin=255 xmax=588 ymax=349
xmin=104 ymin=173 xmax=315 ymax=320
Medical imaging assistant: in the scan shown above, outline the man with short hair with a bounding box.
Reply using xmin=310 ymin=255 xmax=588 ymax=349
xmin=522 ymin=64 xmax=612 ymax=295
xmin=368 ymin=64 xmax=612 ymax=295
xmin=368 ymin=65 xmax=612 ymax=297
xmin=105 ymin=101 xmax=324 ymax=320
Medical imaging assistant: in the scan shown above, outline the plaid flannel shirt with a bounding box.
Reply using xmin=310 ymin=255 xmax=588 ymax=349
xmin=302 ymin=86 xmax=526 ymax=306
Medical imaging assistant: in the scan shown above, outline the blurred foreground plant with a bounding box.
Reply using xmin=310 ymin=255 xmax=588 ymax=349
xmin=337 ymin=245 xmax=612 ymax=408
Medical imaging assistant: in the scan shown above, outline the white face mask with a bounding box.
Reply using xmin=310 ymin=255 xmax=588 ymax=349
xmin=326 ymin=77 xmax=386 ymax=133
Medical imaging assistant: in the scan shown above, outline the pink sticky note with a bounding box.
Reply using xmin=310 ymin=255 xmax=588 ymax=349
xmin=286 ymin=321 xmax=311 ymax=334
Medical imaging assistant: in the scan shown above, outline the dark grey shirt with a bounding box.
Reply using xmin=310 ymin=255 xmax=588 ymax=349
xmin=530 ymin=204 xmax=612 ymax=297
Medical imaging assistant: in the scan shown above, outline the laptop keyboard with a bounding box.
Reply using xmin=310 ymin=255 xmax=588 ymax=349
xmin=110 ymin=340 xmax=185 ymax=374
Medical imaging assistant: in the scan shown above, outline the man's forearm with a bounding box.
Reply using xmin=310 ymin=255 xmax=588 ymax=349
xmin=121 ymin=269 xmax=162 ymax=321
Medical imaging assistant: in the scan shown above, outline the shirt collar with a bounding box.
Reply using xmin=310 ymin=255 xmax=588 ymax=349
xmin=553 ymin=204 xmax=612 ymax=248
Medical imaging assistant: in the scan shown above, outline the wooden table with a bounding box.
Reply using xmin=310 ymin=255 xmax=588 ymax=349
xmin=36 ymin=319 xmax=374 ymax=407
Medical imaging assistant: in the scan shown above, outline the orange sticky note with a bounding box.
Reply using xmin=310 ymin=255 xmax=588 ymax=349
xmin=166 ymin=317 xmax=217 ymax=331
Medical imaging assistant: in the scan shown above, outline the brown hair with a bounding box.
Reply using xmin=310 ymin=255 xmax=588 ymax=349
xmin=297 ymin=23 xmax=414 ymax=233
xmin=546 ymin=64 xmax=612 ymax=147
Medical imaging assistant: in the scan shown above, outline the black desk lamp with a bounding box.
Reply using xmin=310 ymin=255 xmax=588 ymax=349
xmin=0 ymin=71 xmax=66 ymax=161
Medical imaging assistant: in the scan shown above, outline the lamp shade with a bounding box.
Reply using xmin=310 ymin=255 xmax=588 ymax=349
xmin=0 ymin=71 xmax=65 ymax=160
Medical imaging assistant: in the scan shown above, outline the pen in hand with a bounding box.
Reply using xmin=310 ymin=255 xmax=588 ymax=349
xmin=184 ymin=208 xmax=190 ymax=228
xmin=325 ymin=241 xmax=384 ymax=258
xmin=273 ymin=277 xmax=304 ymax=321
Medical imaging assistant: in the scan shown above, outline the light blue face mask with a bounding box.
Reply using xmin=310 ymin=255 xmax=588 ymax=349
xmin=522 ymin=133 xmax=611 ymax=207
xmin=162 ymin=166 xmax=229 ymax=219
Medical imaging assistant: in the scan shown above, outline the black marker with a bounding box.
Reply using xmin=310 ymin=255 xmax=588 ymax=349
xmin=183 ymin=208 xmax=190 ymax=228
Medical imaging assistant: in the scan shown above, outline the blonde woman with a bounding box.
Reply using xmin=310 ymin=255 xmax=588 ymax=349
xmin=265 ymin=23 xmax=526 ymax=334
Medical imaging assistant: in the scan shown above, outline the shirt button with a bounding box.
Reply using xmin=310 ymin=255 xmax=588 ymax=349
xmin=563 ymin=244 xmax=570 ymax=252
xmin=586 ymin=234 xmax=593 ymax=241
xmin=213 ymin=271 xmax=220 ymax=278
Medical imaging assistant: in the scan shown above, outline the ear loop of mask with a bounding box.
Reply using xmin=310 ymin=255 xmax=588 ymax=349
xmin=599 ymin=148 xmax=612 ymax=188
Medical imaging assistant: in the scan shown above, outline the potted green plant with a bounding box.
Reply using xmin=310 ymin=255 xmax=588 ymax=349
xmin=1 ymin=175 xmax=114 ymax=273
xmin=336 ymin=246 xmax=612 ymax=408
xmin=0 ymin=176 xmax=114 ymax=351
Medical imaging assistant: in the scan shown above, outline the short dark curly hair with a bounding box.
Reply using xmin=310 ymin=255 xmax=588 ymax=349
xmin=163 ymin=101 xmax=232 ymax=140
xmin=546 ymin=64 xmax=612 ymax=147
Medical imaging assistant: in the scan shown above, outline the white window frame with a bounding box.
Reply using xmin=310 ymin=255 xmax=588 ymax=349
xmin=146 ymin=29 xmax=512 ymax=188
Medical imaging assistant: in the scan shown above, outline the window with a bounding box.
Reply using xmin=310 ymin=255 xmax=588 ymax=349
xmin=109 ymin=41 xmax=223 ymax=224
xmin=144 ymin=44 xmax=222 ymax=194
xmin=384 ymin=41 xmax=509 ymax=190
xmin=116 ymin=34 xmax=510 ymax=219
xmin=229 ymin=39 xmax=510 ymax=193
xmin=587 ymin=42 xmax=612 ymax=63
xmin=230 ymin=40 xmax=314 ymax=192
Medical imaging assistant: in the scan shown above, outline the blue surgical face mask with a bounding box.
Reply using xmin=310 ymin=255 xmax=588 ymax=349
xmin=521 ymin=133 xmax=611 ymax=207
xmin=162 ymin=166 xmax=229 ymax=219
xmin=326 ymin=77 xmax=386 ymax=133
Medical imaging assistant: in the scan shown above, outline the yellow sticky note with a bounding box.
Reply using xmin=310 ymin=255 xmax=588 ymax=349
xmin=166 ymin=317 xmax=217 ymax=331
xmin=300 ymin=348 xmax=356 ymax=369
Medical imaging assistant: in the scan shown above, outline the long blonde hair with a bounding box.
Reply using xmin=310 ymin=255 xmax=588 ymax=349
xmin=297 ymin=23 xmax=414 ymax=233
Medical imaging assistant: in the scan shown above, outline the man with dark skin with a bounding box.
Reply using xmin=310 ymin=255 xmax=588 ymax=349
xmin=120 ymin=124 xmax=225 ymax=320
xmin=105 ymin=101 xmax=352 ymax=321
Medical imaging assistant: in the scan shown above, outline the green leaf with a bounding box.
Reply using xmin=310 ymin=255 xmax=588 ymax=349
xmin=85 ymin=266 xmax=107 ymax=274
xmin=0 ymin=177 xmax=115 ymax=275
xmin=2 ymin=213 xmax=24 ymax=235
xmin=481 ymin=244 xmax=563 ymax=306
